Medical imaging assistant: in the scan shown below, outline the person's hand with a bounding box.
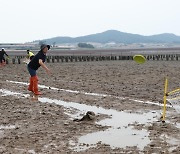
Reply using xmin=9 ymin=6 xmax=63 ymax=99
xmin=46 ymin=68 xmax=51 ymax=75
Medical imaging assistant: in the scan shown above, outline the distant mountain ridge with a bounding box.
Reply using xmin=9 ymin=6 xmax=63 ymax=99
xmin=37 ymin=30 xmax=180 ymax=44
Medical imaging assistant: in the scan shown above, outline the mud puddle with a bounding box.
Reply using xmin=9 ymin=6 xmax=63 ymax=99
xmin=1 ymin=88 xmax=179 ymax=151
xmin=0 ymin=88 xmax=162 ymax=151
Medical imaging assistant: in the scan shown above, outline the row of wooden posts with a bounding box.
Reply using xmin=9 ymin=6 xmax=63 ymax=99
xmin=5 ymin=54 xmax=180 ymax=64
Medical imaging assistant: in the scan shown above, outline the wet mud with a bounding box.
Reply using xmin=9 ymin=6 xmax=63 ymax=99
xmin=0 ymin=61 xmax=180 ymax=153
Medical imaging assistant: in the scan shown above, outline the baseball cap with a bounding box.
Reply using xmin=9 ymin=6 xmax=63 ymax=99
xmin=40 ymin=44 xmax=50 ymax=50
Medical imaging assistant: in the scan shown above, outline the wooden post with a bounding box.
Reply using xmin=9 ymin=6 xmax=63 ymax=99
xmin=166 ymin=55 xmax=169 ymax=61
xmin=56 ymin=56 xmax=59 ymax=62
xmin=12 ymin=58 xmax=15 ymax=64
xmin=91 ymin=56 xmax=94 ymax=61
xmin=52 ymin=57 xmax=55 ymax=63
xmin=156 ymin=55 xmax=159 ymax=61
xmin=75 ymin=56 xmax=78 ymax=62
xmin=61 ymin=57 xmax=64 ymax=62
xmin=18 ymin=58 xmax=21 ymax=64
xmin=47 ymin=58 xmax=50 ymax=63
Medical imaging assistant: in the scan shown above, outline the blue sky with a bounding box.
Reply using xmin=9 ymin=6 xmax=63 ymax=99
xmin=0 ymin=0 xmax=180 ymax=43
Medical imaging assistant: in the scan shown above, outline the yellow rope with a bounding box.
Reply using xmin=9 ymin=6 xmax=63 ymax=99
xmin=168 ymin=88 xmax=180 ymax=95
xmin=167 ymin=96 xmax=180 ymax=101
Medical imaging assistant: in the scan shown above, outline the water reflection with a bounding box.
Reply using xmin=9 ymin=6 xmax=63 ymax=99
xmin=1 ymin=89 xmax=179 ymax=151
xmin=0 ymin=88 xmax=159 ymax=151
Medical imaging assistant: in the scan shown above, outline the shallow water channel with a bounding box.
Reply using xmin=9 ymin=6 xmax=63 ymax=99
xmin=0 ymin=88 xmax=161 ymax=151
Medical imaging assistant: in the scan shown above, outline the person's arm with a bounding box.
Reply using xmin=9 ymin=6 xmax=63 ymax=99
xmin=4 ymin=51 xmax=9 ymax=57
xmin=39 ymin=59 xmax=51 ymax=74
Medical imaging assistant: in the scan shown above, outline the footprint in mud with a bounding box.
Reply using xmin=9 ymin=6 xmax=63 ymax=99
xmin=73 ymin=111 xmax=95 ymax=122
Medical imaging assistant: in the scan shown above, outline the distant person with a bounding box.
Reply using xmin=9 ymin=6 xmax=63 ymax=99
xmin=27 ymin=44 xmax=51 ymax=95
xmin=27 ymin=49 xmax=35 ymax=60
xmin=0 ymin=48 xmax=9 ymax=66
xmin=23 ymin=50 xmax=35 ymax=64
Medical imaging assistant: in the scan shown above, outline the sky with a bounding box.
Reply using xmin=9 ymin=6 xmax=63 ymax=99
xmin=0 ymin=0 xmax=180 ymax=43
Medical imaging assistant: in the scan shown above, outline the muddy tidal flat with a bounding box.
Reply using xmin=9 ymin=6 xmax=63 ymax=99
xmin=0 ymin=60 xmax=180 ymax=153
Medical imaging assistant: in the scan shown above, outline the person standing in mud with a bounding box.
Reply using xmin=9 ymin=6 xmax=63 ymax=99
xmin=27 ymin=49 xmax=35 ymax=60
xmin=0 ymin=48 xmax=9 ymax=66
xmin=27 ymin=44 xmax=51 ymax=95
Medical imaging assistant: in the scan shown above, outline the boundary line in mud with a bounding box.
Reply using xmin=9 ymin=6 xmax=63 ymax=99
xmin=6 ymin=80 xmax=168 ymax=108
xmin=6 ymin=80 xmax=122 ymax=98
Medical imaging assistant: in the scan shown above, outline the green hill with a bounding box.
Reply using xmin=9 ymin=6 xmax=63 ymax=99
xmin=36 ymin=30 xmax=180 ymax=44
